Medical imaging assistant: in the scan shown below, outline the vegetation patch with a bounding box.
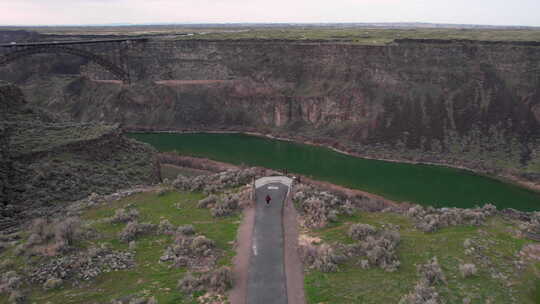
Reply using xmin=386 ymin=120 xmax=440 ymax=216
xmin=0 ymin=189 xmax=241 ymax=304
xmin=301 ymin=210 xmax=538 ymax=304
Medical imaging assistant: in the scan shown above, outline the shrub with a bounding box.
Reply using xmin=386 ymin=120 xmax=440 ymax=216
xmin=357 ymin=197 xmax=388 ymax=212
xmin=191 ymin=236 xmax=215 ymax=255
xmin=302 ymin=198 xmax=328 ymax=228
xmin=362 ymin=237 xmax=400 ymax=272
xmin=399 ymin=256 xmax=447 ymax=304
xmin=178 ymin=273 xmax=205 ymax=293
xmin=119 ymin=221 xmax=156 ymax=243
xmin=380 ymin=230 xmax=401 ymax=246
xmin=526 ymin=212 xmax=540 ymax=234
xmin=360 ymin=259 xmax=370 ymax=269
xmin=177 ymin=267 xmax=233 ymax=294
xmin=208 ymin=266 xmax=233 ymax=293
xmin=294 ymin=185 xmax=369 ymax=228
xmin=481 ymin=203 xmax=497 ymax=215
xmin=161 ymin=233 xmax=216 ymax=266
xmin=198 ymin=195 xmax=218 ymax=209
xmin=408 ymin=204 xmax=495 ymax=233
xmin=210 ymin=196 xmax=239 ymax=217
xmin=13 ymin=244 xmax=24 ymax=256
xmin=173 ymin=256 xmax=189 ymax=268
xmin=54 ymin=217 xmax=80 ymax=246
xmin=341 ymin=200 xmax=355 ymax=215
xmin=177 ymin=225 xmax=195 ymax=236
xmin=298 ymin=243 xmax=343 ymax=273
xmin=211 ymin=204 xmax=233 ymax=217
xmin=173 ymin=168 xmax=256 ymax=193
xmin=348 ymin=229 xmax=401 ymax=272
xmin=298 ymin=243 xmax=318 ymax=266
xmin=0 ymin=258 xmax=14 ymax=270
xmin=43 ymin=277 xmax=63 ymax=290
xmin=398 ymin=281 xmax=441 ymax=304
xmin=293 ymin=191 xmax=306 ymax=202
xmin=109 ymin=208 xmax=139 ymax=223
xmin=459 ymin=263 xmax=477 ymax=278
xmin=0 ymin=271 xmax=22 ymax=293
xmin=158 ymin=219 xmax=175 ymax=234
xmin=119 ymin=221 xmax=139 ymax=243
xmin=327 ymin=210 xmax=338 ymax=222
xmin=157 ymin=188 xmax=169 ymax=196
xmin=313 ymin=244 xmax=339 ymax=272
xmin=348 ymin=223 xmax=377 ymax=241
xmin=30 ymin=218 xmax=48 ymax=237
xmin=26 ymin=233 xmax=42 ymax=247
xmin=417 ymin=257 xmax=446 ymax=286
xmin=110 ymin=295 xmax=158 ymax=304
xmin=8 ymin=290 xmax=25 ymax=304
xmin=24 ymin=217 xmax=83 ymax=256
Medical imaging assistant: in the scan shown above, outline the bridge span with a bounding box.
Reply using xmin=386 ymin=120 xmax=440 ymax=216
xmin=0 ymin=38 xmax=148 ymax=84
xmin=0 ymin=37 xmax=149 ymax=48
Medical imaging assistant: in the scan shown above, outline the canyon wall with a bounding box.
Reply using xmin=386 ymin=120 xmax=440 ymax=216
xmin=0 ymin=81 xmax=160 ymax=227
xmin=1 ymin=38 xmax=540 ymax=180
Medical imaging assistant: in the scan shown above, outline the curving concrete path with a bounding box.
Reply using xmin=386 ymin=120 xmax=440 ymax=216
xmin=246 ymin=177 xmax=292 ymax=304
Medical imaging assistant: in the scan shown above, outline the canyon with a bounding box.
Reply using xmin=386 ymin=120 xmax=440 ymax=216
xmin=1 ymin=32 xmax=539 ymax=185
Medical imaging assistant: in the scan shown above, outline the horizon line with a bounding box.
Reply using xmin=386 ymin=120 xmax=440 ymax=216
xmin=0 ymin=21 xmax=539 ymax=28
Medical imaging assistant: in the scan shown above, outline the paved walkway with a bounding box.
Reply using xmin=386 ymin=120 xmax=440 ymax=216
xmin=246 ymin=178 xmax=291 ymax=304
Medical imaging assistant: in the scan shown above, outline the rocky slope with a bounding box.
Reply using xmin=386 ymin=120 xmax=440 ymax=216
xmin=1 ymin=37 xmax=540 ymax=182
xmin=0 ymin=81 xmax=160 ymax=227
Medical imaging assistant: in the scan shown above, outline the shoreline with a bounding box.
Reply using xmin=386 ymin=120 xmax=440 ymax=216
xmin=128 ymin=128 xmax=540 ymax=194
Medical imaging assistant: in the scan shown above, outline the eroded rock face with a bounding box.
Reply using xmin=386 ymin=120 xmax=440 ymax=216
xmin=0 ymin=82 xmax=160 ymax=223
xmin=2 ymin=39 xmax=540 ymax=176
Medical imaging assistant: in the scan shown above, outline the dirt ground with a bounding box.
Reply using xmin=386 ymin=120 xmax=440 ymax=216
xmin=158 ymin=153 xmax=239 ymax=173
xmin=283 ymin=185 xmax=307 ymax=304
xmin=229 ymin=205 xmax=255 ymax=304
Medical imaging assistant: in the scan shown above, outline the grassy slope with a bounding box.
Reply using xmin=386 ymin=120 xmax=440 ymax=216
xmin=303 ymin=212 xmax=540 ymax=304
xmin=0 ymin=190 xmax=240 ymax=304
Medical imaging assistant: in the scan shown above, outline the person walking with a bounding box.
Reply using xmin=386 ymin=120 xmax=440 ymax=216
xmin=265 ymin=194 xmax=271 ymax=206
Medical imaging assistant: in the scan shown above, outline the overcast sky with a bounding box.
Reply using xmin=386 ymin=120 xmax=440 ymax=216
xmin=2 ymin=0 xmax=539 ymax=27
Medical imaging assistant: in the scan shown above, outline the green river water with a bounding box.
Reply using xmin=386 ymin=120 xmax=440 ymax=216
xmin=130 ymin=132 xmax=540 ymax=211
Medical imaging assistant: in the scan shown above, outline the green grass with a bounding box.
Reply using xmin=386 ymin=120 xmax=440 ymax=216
xmin=0 ymin=190 xmax=240 ymax=304
xmin=304 ymin=212 xmax=538 ymax=304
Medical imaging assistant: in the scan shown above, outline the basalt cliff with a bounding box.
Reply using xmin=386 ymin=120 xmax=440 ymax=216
xmin=0 ymin=81 xmax=160 ymax=230
xmin=1 ymin=36 xmax=539 ymax=184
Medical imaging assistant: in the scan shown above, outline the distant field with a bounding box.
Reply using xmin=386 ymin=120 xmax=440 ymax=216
xmin=172 ymin=28 xmax=540 ymax=45
xmin=2 ymin=25 xmax=540 ymax=45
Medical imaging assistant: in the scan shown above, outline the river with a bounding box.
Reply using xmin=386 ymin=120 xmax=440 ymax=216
xmin=129 ymin=132 xmax=540 ymax=211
